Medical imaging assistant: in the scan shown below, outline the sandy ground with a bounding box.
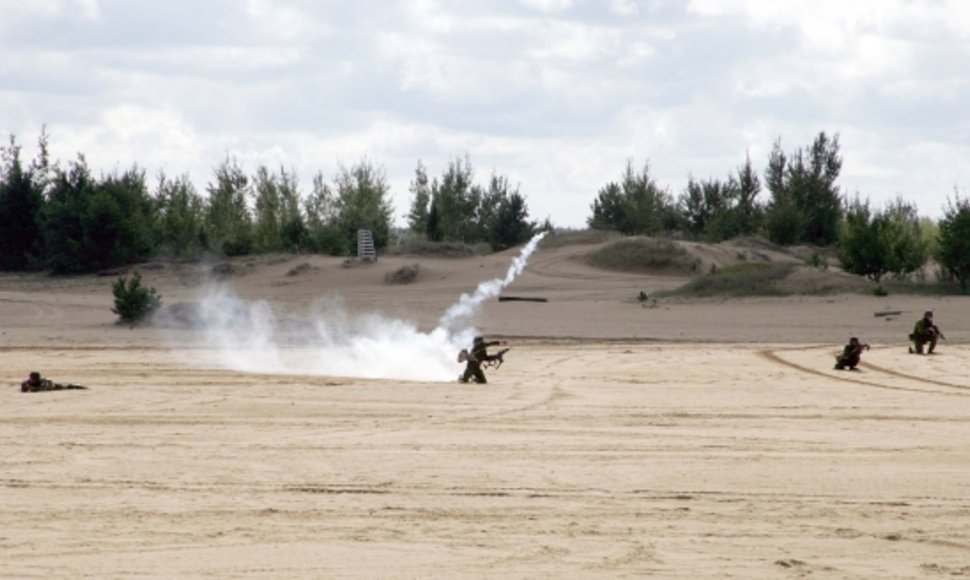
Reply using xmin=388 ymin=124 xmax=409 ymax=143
xmin=3 ymin=241 xmax=970 ymax=578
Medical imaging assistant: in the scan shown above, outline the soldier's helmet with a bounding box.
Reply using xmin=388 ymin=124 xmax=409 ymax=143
xmin=29 ymin=371 xmax=40 ymax=382
xmin=474 ymin=336 xmax=484 ymax=343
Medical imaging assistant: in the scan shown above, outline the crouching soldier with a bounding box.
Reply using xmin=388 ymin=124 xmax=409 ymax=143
xmin=20 ymin=371 xmax=85 ymax=392
xmin=835 ymin=337 xmax=869 ymax=371
xmin=909 ymin=310 xmax=944 ymax=355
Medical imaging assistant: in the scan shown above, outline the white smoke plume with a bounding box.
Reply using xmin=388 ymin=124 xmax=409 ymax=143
xmin=166 ymin=231 xmax=547 ymax=382
xmin=436 ymin=231 xmax=547 ymax=331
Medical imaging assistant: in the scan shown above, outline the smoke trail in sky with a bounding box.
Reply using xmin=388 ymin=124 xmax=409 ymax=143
xmin=165 ymin=231 xmax=547 ymax=382
xmin=436 ymin=230 xmax=547 ymax=332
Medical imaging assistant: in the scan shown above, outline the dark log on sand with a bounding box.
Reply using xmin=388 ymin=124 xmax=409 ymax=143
xmin=499 ymin=296 xmax=549 ymax=303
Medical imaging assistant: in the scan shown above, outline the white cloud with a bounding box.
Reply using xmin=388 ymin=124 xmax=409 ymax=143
xmin=2 ymin=0 xmax=968 ymax=226
xmin=609 ymin=0 xmax=639 ymax=16
xmin=520 ymin=0 xmax=573 ymax=12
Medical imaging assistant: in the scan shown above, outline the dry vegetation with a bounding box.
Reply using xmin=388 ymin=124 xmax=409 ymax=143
xmin=385 ymin=239 xmax=490 ymax=258
xmin=584 ymin=237 xmax=702 ymax=276
xmin=384 ymin=263 xmax=421 ymax=284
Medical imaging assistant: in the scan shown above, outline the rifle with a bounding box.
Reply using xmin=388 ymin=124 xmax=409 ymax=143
xmin=483 ymin=347 xmax=511 ymax=369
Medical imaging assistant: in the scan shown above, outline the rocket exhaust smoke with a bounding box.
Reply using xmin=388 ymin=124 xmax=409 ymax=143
xmin=167 ymin=231 xmax=547 ymax=382
xmin=437 ymin=231 xmax=546 ymax=332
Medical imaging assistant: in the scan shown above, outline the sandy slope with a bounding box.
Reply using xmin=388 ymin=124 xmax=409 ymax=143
xmin=2 ymin=243 xmax=970 ymax=578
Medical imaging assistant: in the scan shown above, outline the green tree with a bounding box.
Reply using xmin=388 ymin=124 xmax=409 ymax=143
xmin=432 ymin=155 xmax=479 ymax=242
xmin=731 ymin=153 xmax=763 ymax=237
xmin=154 ymin=173 xmax=206 ymax=259
xmin=406 ymin=161 xmax=431 ymax=236
xmin=589 ymin=160 xmax=674 ymax=235
xmin=936 ymin=195 xmax=970 ymax=292
xmin=587 ymin=182 xmax=625 ymax=232
xmin=426 ymin=199 xmax=443 ymax=242
xmin=0 ymin=134 xmax=45 ymax=270
xmin=838 ymin=197 xmax=884 ymax=281
xmin=252 ymin=165 xmax=282 ymax=252
xmin=490 ymin=191 xmax=535 ymax=250
xmin=764 ymin=132 xmax=843 ymax=246
xmin=880 ymin=198 xmax=928 ymax=279
xmin=676 ymin=154 xmax=762 ymax=243
xmin=276 ymin=167 xmax=306 ymax=252
xmin=332 ymin=159 xmax=394 ymax=253
xmin=40 ymin=155 xmax=97 ymax=273
xmin=680 ymin=175 xmax=729 ymax=241
xmin=304 ymin=171 xmax=344 ymax=254
xmin=839 ymin=197 xmax=927 ymax=283
xmin=205 ymin=156 xmax=253 ymax=256
xmin=81 ymin=167 xmax=156 ymax=271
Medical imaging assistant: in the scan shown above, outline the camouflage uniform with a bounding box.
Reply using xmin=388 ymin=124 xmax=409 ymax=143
xmin=459 ymin=337 xmax=502 ymax=384
xmin=20 ymin=372 xmax=84 ymax=393
xmin=835 ymin=338 xmax=868 ymax=370
xmin=909 ymin=312 xmax=940 ymax=354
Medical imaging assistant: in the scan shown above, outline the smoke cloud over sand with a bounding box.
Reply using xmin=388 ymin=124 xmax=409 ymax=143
xmin=163 ymin=232 xmax=547 ymax=382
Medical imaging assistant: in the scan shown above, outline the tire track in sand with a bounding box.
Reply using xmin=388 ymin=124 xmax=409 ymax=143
xmin=759 ymin=347 xmax=970 ymax=398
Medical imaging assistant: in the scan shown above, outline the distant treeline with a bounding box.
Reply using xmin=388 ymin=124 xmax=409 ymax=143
xmin=2 ymin=129 xmax=970 ymax=291
xmin=582 ymin=131 xmax=970 ymax=291
xmin=0 ymin=131 xmax=541 ymax=274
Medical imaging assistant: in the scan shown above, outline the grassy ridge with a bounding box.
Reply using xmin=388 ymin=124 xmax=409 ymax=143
xmin=585 ymin=238 xmax=702 ymax=275
xmin=659 ymin=262 xmax=798 ymax=297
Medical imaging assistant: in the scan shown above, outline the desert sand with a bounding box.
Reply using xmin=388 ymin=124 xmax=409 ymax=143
xmin=2 ymin=239 xmax=970 ymax=579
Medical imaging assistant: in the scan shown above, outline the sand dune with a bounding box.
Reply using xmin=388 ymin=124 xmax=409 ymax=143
xmin=2 ymin=241 xmax=970 ymax=578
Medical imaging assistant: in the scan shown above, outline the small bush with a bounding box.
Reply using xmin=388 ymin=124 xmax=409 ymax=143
xmin=111 ymin=270 xmax=162 ymax=323
xmin=661 ymin=262 xmax=796 ymax=298
xmin=385 ymin=263 xmax=421 ymax=284
xmin=806 ymin=252 xmax=828 ymax=270
xmin=287 ymin=262 xmax=313 ymax=276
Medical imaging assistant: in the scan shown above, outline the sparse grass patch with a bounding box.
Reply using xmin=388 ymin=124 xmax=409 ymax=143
xmin=585 ymin=237 xmax=701 ymax=275
xmin=659 ymin=262 xmax=797 ymax=298
xmin=287 ymin=262 xmax=313 ymax=276
xmin=881 ymin=279 xmax=966 ymax=296
xmin=539 ymin=228 xmax=621 ymax=249
xmin=385 ymin=263 xmax=421 ymax=284
xmin=386 ymin=239 xmax=489 ymax=258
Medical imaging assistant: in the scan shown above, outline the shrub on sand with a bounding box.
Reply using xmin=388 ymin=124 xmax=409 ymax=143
xmin=111 ymin=270 xmax=163 ymax=323
xmin=385 ymin=263 xmax=421 ymax=284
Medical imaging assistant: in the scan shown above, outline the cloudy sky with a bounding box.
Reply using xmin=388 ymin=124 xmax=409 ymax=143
xmin=2 ymin=0 xmax=968 ymax=228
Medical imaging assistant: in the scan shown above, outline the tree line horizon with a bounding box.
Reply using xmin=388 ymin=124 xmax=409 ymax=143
xmin=1 ymin=128 xmax=969 ymax=291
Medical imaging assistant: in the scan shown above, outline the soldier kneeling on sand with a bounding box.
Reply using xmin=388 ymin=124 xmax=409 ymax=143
xmin=20 ymin=371 xmax=85 ymax=393
xmin=909 ymin=310 xmax=944 ymax=355
xmin=835 ymin=337 xmax=869 ymax=371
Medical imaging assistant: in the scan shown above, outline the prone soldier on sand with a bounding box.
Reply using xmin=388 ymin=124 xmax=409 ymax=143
xmin=908 ymin=311 xmax=945 ymax=355
xmin=834 ymin=337 xmax=869 ymax=371
xmin=458 ymin=336 xmax=509 ymax=384
xmin=20 ymin=371 xmax=86 ymax=393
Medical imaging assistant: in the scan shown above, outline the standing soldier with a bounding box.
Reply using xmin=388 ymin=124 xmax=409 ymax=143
xmin=458 ymin=336 xmax=508 ymax=384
